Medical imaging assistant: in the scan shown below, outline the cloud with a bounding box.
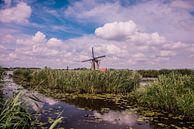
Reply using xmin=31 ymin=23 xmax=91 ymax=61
xmin=170 ymin=0 xmax=194 ymax=11
xmin=65 ymin=0 xmax=194 ymax=42
xmin=159 ymin=50 xmax=176 ymax=57
xmin=0 ymin=31 xmax=193 ymax=69
xmin=47 ymin=38 xmax=63 ymax=47
xmin=3 ymin=0 xmax=12 ymax=7
xmin=162 ymin=41 xmax=188 ymax=49
xmin=32 ymin=31 xmax=46 ymax=43
xmin=95 ymin=20 xmax=185 ymax=50
xmin=95 ymin=21 xmax=138 ymax=41
xmin=0 ymin=2 xmax=32 ymax=23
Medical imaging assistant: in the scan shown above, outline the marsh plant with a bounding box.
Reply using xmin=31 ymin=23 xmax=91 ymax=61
xmin=0 ymin=93 xmax=31 ymax=129
xmin=131 ymin=73 xmax=194 ymax=118
xmin=14 ymin=68 xmax=141 ymax=94
xmin=0 ymin=66 xmax=4 ymax=80
xmin=138 ymin=69 xmax=194 ymax=77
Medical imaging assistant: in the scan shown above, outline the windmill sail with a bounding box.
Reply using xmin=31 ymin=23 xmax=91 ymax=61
xmin=81 ymin=47 xmax=105 ymax=70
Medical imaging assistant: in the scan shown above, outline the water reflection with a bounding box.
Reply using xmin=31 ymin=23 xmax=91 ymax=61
xmin=94 ymin=110 xmax=138 ymax=126
xmin=2 ymin=71 xmax=58 ymax=112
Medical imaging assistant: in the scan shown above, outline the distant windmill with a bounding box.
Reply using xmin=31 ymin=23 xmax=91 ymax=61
xmin=82 ymin=47 xmax=105 ymax=70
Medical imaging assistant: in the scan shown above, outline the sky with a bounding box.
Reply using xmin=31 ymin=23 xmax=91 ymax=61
xmin=0 ymin=0 xmax=194 ymax=69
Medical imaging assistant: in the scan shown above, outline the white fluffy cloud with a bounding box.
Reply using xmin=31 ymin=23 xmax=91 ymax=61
xmin=32 ymin=31 xmax=46 ymax=43
xmin=94 ymin=20 xmax=189 ymax=52
xmin=0 ymin=2 xmax=31 ymax=23
xmin=0 ymin=30 xmax=193 ymax=69
xmin=95 ymin=21 xmax=166 ymax=45
xmin=159 ymin=50 xmax=176 ymax=57
xmin=47 ymin=38 xmax=63 ymax=47
xmin=95 ymin=21 xmax=137 ymax=40
xmin=65 ymin=0 xmax=194 ymax=42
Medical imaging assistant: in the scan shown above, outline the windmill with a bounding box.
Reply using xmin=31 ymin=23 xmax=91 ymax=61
xmin=82 ymin=47 xmax=105 ymax=70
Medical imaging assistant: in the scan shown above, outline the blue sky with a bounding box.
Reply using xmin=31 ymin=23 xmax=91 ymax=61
xmin=0 ymin=0 xmax=194 ymax=69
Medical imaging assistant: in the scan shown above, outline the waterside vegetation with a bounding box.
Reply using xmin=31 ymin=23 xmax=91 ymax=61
xmin=14 ymin=68 xmax=141 ymax=94
xmin=13 ymin=68 xmax=194 ymax=120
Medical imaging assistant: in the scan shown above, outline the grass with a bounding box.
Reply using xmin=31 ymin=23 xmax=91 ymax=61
xmin=138 ymin=69 xmax=194 ymax=78
xmin=0 ymin=92 xmax=32 ymax=129
xmin=13 ymin=68 xmax=194 ymax=120
xmin=130 ymin=73 xmax=194 ymax=118
xmin=0 ymin=66 xmax=4 ymax=80
xmin=14 ymin=68 xmax=141 ymax=94
xmin=0 ymin=68 xmax=62 ymax=129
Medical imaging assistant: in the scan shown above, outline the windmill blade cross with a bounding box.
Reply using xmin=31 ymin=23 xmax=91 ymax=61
xmin=94 ymin=55 xmax=106 ymax=59
xmin=92 ymin=47 xmax=95 ymax=58
xmin=81 ymin=58 xmax=93 ymax=62
xmin=81 ymin=47 xmax=106 ymax=70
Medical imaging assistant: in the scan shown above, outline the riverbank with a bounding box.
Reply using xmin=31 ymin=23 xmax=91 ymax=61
xmin=2 ymin=71 xmax=153 ymax=129
xmin=0 ymin=70 xmax=32 ymax=129
xmin=13 ymin=68 xmax=194 ymax=128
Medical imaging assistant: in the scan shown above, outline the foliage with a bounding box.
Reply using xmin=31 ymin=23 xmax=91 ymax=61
xmin=14 ymin=68 xmax=141 ymax=94
xmin=0 ymin=66 xmax=4 ymax=80
xmin=0 ymin=93 xmax=32 ymax=129
xmin=13 ymin=69 xmax=33 ymax=88
xmin=131 ymin=73 xmax=194 ymax=118
xmin=138 ymin=69 xmax=194 ymax=78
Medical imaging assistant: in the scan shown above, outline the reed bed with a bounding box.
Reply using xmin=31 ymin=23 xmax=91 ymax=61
xmin=14 ymin=68 xmax=194 ymax=118
xmin=138 ymin=69 xmax=194 ymax=77
xmin=131 ymin=73 xmax=194 ymax=118
xmin=14 ymin=68 xmax=141 ymax=94
xmin=0 ymin=93 xmax=32 ymax=129
xmin=0 ymin=67 xmax=4 ymax=80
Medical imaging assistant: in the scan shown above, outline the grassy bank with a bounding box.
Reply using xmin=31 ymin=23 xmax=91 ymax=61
xmin=130 ymin=73 xmax=194 ymax=118
xmin=0 ymin=93 xmax=32 ymax=129
xmin=13 ymin=68 xmax=194 ymax=120
xmin=0 ymin=68 xmax=32 ymax=129
xmin=14 ymin=68 xmax=141 ymax=94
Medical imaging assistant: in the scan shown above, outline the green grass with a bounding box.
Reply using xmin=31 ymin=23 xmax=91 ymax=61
xmin=138 ymin=69 xmax=194 ymax=78
xmin=13 ymin=68 xmax=194 ymax=119
xmin=0 ymin=66 xmax=4 ymax=80
xmin=14 ymin=68 xmax=141 ymax=94
xmin=130 ymin=73 xmax=194 ymax=118
xmin=0 ymin=93 xmax=32 ymax=129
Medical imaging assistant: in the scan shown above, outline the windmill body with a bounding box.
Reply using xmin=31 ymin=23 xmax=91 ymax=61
xmin=82 ymin=47 xmax=105 ymax=70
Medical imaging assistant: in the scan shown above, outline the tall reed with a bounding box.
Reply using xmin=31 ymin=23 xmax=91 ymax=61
xmin=0 ymin=66 xmax=4 ymax=80
xmin=0 ymin=93 xmax=32 ymax=129
xmin=131 ymin=73 xmax=194 ymax=117
xmin=14 ymin=68 xmax=141 ymax=94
